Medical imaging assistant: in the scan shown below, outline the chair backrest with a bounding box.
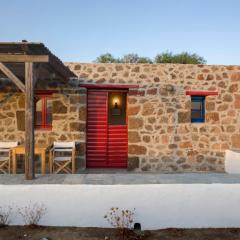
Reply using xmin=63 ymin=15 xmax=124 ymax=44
xmin=0 ymin=142 xmax=18 ymax=153
xmin=53 ymin=142 xmax=75 ymax=152
xmin=0 ymin=142 xmax=18 ymax=149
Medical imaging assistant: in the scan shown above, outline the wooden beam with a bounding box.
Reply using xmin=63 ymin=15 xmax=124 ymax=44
xmin=25 ymin=62 xmax=35 ymax=180
xmin=0 ymin=62 xmax=25 ymax=92
xmin=0 ymin=54 xmax=49 ymax=63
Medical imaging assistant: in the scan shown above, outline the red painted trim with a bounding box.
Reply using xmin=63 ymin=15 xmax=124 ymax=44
xmin=79 ymin=84 xmax=139 ymax=89
xmin=186 ymin=91 xmax=218 ymax=96
xmin=35 ymin=94 xmax=52 ymax=130
xmin=35 ymin=90 xmax=57 ymax=95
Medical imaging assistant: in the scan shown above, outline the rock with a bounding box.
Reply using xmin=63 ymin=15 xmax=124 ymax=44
xmin=139 ymin=74 xmax=147 ymax=79
xmin=128 ymin=131 xmax=141 ymax=143
xmin=129 ymin=145 xmax=147 ymax=155
xmin=231 ymin=72 xmax=240 ymax=81
xmin=128 ymin=106 xmax=140 ymax=115
xmin=141 ymin=163 xmax=151 ymax=171
xmin=234 ymin=94 xmax=240 ymax=108
xmin=226 ymin=126 xmax=236 ymax=133
xmin=97 ymin=66 xmax=106 ymax=72
xmin=18 ymin=95 xmax=25 ymax=108
xmin=217 ymin=103 xmax=228 ymax=111
xmin=128 ymin=157 xmax=139 ymax=170
xmin=128 ymin=117 xmax=143 ymax=129
xmin=79 ymin=73 xmax=89 ymax=78
xmin=148 ymin=117 xmax=156 ymax=123
xmin=115 ymin=65 xmax=123 ymax=71
xmin=52 ymin=100 xmax=67 ymax=114
xmin=79 ymin=107 xmax=86 ymax=121
xmin=132 ymin=66 xmax=140 ymax=72
xmin=206 ymin=101 xmax=215 ymax=111
xmin=142 ymin=102 xmax=154 ymax=115
xmin=206 ymin=112 xmax=219 ymax=123
xmin=143 ymin=135 xmax=151 ymax=143
xmin=168 ymin=144 xmax=177 ymax=149
xmin=206 ymin=157 xmax=217 ymax=164
xmin=69 ymin=122 xmax=85 ymax=131
xmin=206 ymin=74 xmax=214 ymax=80
xmin=147 ymin=88 xmax=157 ymax=95
xmin=128 ymin=97 xmax=137 ymax=104
xmin=197 ymin=74 xmax=204 ymax=80
xmin=74 ymin=64 xmax=81 ymax=70
xmin=16 ymin=111 xmax=25 ymax=131
xmin=218 ymin=81 xmax=226 ymax=88
xmin=231 ymin=134 xmax=240 ymax=148
xmin=70 ymin=95 xmax=86 ymax=104
xmin=229 ymin=84 xmax=238 ymax=93
xmin=178 ymin=111 xmax=190 ymax=123
xmin=179 ymin=141 xmax=192 ymax=148
xmin=223 ymin=94 xmax=233 ymax=102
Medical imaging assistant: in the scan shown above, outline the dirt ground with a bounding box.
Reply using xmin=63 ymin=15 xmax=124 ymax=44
xmin=1 ymin=226 xmax=240 ymax=240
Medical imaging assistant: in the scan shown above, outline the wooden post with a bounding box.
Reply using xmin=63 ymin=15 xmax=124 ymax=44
xmin=25 ymin=62 xmax=35 ymax=180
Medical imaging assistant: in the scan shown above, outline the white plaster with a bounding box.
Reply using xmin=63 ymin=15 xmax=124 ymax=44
xmin=1 ymin=184 xmax=240 ymax=229
xmin=225 ymin=149 xmax=240 ymax=174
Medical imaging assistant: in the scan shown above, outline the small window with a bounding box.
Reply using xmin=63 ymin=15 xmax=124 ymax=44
xmin=35 ymin=93 xmax=52 ymax=129
xmin=191 ymin=96 xmax=205 ymax=123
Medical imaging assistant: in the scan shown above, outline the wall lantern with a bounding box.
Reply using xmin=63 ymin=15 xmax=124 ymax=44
xmin=111 ymin=96 xmax=121 ymax=116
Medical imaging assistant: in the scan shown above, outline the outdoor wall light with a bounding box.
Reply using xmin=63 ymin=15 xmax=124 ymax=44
xmin=111 ymin=97 xmax=121 ymax=115
xmin=114 ymin=100 xmax=118 ymax=109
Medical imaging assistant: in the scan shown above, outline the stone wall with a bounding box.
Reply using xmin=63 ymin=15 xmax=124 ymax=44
xmin=65 ymin=63 xmax=240 ymax=172
xmin=0 ymin=90 xmax=86 ymax=172
xmin=0 ymin=63 xmax=240 ymax=172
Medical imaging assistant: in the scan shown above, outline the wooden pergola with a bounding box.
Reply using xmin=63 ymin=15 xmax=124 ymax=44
xmin=0 ymin=42 xmax=76 ymax=180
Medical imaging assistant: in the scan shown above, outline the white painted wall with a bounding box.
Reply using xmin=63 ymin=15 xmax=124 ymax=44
xmin=1 ymin=184 xmax=240 ymax=230
xmin=225 ymin=150 xmax=240 ymax=174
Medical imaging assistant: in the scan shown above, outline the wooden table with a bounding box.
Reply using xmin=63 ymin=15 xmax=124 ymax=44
xmin=11 ymin=144 xmax=49 ymax=175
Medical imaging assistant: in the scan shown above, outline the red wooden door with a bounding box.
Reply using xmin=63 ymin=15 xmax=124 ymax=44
xmin=86 ymin=90 xmax=128 ymax=168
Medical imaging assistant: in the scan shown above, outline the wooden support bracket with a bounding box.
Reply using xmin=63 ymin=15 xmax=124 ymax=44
xmin=0 ymin=62 xmax=25 ymax=92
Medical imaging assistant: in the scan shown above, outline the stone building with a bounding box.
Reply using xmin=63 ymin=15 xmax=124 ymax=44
xmin=1 ymin=62 xmax=240 ymax=172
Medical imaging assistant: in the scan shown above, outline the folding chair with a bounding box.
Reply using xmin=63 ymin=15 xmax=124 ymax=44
xmin=0 ymin=142 xmax=18 ymax=174
xmin=49 ymin=142 xmax=76 ymax=174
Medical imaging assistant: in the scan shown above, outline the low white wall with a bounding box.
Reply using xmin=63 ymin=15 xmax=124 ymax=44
xmin=1 ymin=184 xmax=240 ymax=229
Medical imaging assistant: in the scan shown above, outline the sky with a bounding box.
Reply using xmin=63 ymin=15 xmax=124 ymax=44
xmin=1 ymin=0 xmax=240 ymax=64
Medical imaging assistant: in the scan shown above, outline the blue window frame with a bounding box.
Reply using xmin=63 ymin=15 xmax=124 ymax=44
xmin=191 ymin=96 xmax=205 ymax=123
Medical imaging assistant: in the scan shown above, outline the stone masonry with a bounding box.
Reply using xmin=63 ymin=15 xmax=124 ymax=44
xmin=0 ymin=63 xmax=240 ymax=172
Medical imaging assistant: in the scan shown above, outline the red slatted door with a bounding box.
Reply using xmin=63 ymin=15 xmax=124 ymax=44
xmin=87 ymin=91 xmax=108 ymax=168
xmin=86 ymin=91 xmax=128 ymax=168
xmin=108 ymin=125 xmax=128 ymax=168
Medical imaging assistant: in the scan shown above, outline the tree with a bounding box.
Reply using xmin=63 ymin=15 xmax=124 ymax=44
xmin=155 ymin=51 xmax=206 ymax=64
xmin=120 ymin=54 xmax=152 ymax=63
xmin=95 ymin=53 xmax=117 ymax=63
xmin=121 ymin=53 xmax=140 ymax=63
xmin=95 ymin=53 xmax=153 ymax=64
xmin=94 ymin=51 xmax=206 ymax=64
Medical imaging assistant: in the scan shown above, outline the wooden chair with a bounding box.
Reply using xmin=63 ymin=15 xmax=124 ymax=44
xmin=49 ymin=142 xmax=76 ymax=174
xmin=0 ymin=142 xmax=18 ymax=174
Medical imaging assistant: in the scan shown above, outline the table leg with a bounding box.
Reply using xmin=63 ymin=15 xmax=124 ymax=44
xmin=12 ymin=150 xmax=16 ymax=174
xmin=41 ymin=151 xmax=46 ymax=175
xmin=49 ymin=150 xmax=53 ymax=174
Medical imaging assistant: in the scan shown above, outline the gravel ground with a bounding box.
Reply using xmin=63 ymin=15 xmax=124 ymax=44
xmin=1 ymin=226 xmax=240 ymax=240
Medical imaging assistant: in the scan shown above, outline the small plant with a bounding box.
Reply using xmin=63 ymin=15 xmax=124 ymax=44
xmin=104 ymin=207 xmax=136 ymax=240
xmin=0 ymin=205 xmax=13 ymax=227
xmin=18 ymin=202 xmax=46 ymax=227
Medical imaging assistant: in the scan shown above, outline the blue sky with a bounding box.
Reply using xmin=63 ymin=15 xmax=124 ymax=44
xmin=1 ymin=0 xmax=240 ymax=64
